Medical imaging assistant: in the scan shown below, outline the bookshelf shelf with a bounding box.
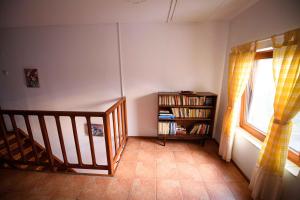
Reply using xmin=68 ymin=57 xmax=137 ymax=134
xmin=157 ymin=92 xmax=217 ymax=146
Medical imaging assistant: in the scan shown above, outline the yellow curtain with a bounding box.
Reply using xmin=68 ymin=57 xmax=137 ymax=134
xmin=219 ymin=42 xmax=256 ymax=161
xmin=250 ymin=29 xmax=300 ymax=200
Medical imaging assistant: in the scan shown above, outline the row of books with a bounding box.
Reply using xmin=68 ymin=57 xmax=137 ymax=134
xmin=158 ymin=122 xmax=209 ymax=135
xmin=182 ymin=96 xmax=205 ymax=106
xmin=159 ymin=95 xmax=213 ymax=106
xmin=158 ymin=122 xmax=179 ymax=135
xmin=159 ymin=96 xmax=181 ymax=106
xmin=190 ymin=124 xmax=210 ymax=135
xmin=171 ymin=108 xmax=211 ymax=118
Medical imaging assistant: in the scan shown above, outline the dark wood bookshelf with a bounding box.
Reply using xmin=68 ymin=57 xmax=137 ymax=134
xmin=157 ymin=92 xmax=217 ymax=146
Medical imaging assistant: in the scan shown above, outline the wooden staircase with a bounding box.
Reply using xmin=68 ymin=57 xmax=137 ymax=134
xmin=0 ymin=128 xmax=73 ymax=172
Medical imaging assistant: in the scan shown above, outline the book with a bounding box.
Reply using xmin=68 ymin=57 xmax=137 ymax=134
xmin=159 ymin=115 xmax=175 ymax=119
xmin=205 ymin=97 xmax=213 ymax=106
xmin=190 ymin=124 xmax=210 ymax=135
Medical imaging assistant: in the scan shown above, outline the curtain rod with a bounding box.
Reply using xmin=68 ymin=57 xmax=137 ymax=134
xmin=234 ymin=27 xmax=300 ymax=48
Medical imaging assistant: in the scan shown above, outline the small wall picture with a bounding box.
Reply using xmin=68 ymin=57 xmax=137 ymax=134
xmin=24 ymin=68 xmax=39 ymax=88
xmin=91 ymin=124 xmax=104 ymax=136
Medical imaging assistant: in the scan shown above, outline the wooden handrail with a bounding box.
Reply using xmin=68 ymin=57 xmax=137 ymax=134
xmin=0 ymin=97 xmax=128 ymax=175
xmin=105 ymin=97 xmax=126 ymax=115
xmin=0 ymin=110 xmax=105 ymax=117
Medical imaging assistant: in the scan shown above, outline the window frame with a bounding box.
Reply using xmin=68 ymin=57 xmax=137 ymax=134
xmin=240 ymin=50 xmax=300 ymax=166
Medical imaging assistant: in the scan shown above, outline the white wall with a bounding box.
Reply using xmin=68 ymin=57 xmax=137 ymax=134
xmin=216 ymin=0 xmax=300 ymax=199
xmin=121 ymin=22 xmax=229 ymax=136
xmin=0 ymin=24 xmax=121 ymax=111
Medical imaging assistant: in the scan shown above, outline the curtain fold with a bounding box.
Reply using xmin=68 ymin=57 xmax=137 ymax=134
xmin=219 ymin=42 xmax=256 ymax=161
xmin=249 ymin=28 xmax=300 ymax=200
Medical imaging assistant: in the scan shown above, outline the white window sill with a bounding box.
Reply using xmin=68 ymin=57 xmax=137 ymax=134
xmin=236 ymin=126 xmax=300 ymax=177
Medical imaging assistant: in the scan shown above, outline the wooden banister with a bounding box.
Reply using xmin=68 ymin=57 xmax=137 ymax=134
xmin=70 ymin=116 xmax=83 ymax=166
xmin=103 ymin=114 xmax=114 ymax=175
xmin=117 ymin=106 xmax=122 ymax=147
xmin=24 ymin=115 xmax=39 ymax=162
xmin=0 ymin=97 xmax=128 ymax=175
xmin=112 ymin=111 xmax=118 ymax=153
xmin=86 ymin=117 xmax=97 ymax=167
xmin=54 ymin=115 xmax=68 ymax=166
xmin=9 ymin=114 xmax=25 ymax=161
xmin=38 ymin=115 xmax=55 ymax=171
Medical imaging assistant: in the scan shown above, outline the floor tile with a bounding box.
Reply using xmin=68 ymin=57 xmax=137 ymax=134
xmin=176 ymin=163 xmax=202 ymax=181
xmin=167 ymin=141 xmax=189 ymax=152
xmin=77 ymin=177 xmax=112 ymax=200
xmin=140 ymin=139 xmax=157 ymax=151
xmin=115 ymin=161 xmax=137 ymax=179
xmin=137 ymin=150 xmax=157 ymax=163
xmin=129 ymin=178 xmax=156 ymax=200
xmin=197 ymin=164 xmax=224 ymax=182
xmin=102 ymin=178 xmax=133 ymax=200
xmin=205 ymin=182 xmax=235 ymax=200
xmin=219 ymin=163 xmax=247 ymax=183
xmin=173 ymin=151 xmax=195 ymax=164
xmin=156 ymin=151 xmax=175 ymax=163
xmin=157 ymin=179 xmax=183 ymax=200
xmin=121 ymin=149 xmax=139 ymax=162
xmin=191 ymin=151 xmax=215 ymax=164
xmin=126 ymin=138 xmax=141 ymax=151
xmin=156 ymin=160 xmax=178 ymax=179
xmin=227 ymin=181 xmax=252 ymax=200
xmin=180 ymin=180 xmax=210 ymax=200
xmin=50 ymin=174 xmax=91 ymax=200
xmin=136 ymin=161 xmax=156 ymax=178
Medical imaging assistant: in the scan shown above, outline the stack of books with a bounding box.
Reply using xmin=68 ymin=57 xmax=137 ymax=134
xmin=176 ymin=125 xmax=187 ymax=135
xmin=190 ymin=124 xmax=210 ymax=135
xmin=158 ymin=110 xmax=175 ymax=120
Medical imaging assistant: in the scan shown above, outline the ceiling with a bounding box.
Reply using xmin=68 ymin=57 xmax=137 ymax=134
xmin=0 ymin=0 xmax=259 ymax=28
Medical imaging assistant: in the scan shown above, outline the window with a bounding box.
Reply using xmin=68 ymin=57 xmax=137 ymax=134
xmin=240 ymin=50 xmax=300 ymax=166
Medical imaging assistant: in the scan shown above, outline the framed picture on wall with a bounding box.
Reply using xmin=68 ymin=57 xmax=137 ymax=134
xmin=24 ymin=68 xmax=40 ymax=88
xmin=91 ymin=124 xmax=104 ymax=136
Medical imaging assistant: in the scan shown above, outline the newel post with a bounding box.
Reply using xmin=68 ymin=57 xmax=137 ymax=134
xmin=103 ymin=112 xmax=114 ymax=175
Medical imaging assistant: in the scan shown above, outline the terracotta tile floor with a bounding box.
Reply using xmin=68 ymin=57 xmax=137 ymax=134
xmin=0 ymin=138 xmax=252 ymax=200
